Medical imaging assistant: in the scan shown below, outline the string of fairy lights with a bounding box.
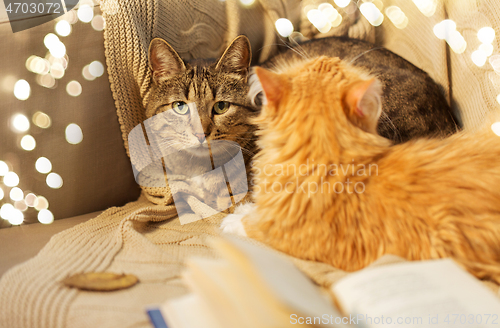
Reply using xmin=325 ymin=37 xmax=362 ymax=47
xmin=0 ymin=1 xmax=105 ymax=226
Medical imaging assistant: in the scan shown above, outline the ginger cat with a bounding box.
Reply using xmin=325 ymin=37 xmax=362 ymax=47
xmin=222 ymin=56 xmax=500 ymax=283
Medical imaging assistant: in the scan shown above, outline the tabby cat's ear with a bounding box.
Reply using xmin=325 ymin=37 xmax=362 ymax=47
xmin=216 ymin=35 xmax=252 ymax=76
xmin=148 ymin=38 xmax=186 ymax=82
xmin=345 ymin=78 xmax=382 ymax=134
xmin=254 ymin=67 xmax=284 ymax=106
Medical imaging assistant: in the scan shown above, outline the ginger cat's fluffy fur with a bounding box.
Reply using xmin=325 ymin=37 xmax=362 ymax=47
xmin=231 ymin=56 xmax=500 ymax=283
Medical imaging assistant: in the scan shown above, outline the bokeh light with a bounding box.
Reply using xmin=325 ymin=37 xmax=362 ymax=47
xmin=11 ymin=114 xmax=30 ymax=132
xmin=14 ymin=79 xmax=31 ymax=100
xmin=360 ymin=2 xmax=384 ymax=27
xmin=14 ymin=200 xmax=28 ymax=212
xmin=35 ymin=157 xmax=52 ymax=174
xmin=3 ymin=172 xmax=20 ymax=187
xmin=8 ymin=209 xmax=24 ymax=225
xmin=10 ymin=187 xmax=24 ymax=201
xmin=34 ymin=196 xmax=49 ymax=211
xmin=385 ymin=6 xmax=408 ymax=29
xmin=239 ymin=0 xmax=255 ymax=6
xmin=46 ymin=173 xmax=63 ymax=189
xmin=82 ymin=65 xmax=96 ymax=81
xmin=478 ymin=43 xmax=494 ymax=57
xmin=77 ymin=5 xmax=94 ymax=23
xmin=333 ymin=0 xmax=350 ymax=8
xmin=38 ymin=209 xmax=54 ymax=224
xmin=36 ymin=74 xmax=56 ymax=89
xmin=44 ymin=33 xmax=59 ymax=49
xmin=491 ymin=122 xmax=500 ymax=136
xmin=275 ymin=18 xmax=294 ymax=38
xmin=55 ymin=20 xmax=72 ymax=37
xmin=20 ymin=135 xmax=36 ymax=151
xmin=91 ymin=15 xmax=105 ymax=31
xmin=0 ymin=204 xmax=14 ymax=220
xmin=25 ymin=193 xmax=38 ymax=207
xmin=0 ymin=161 xmax=9 ymax=176
xmin=65 ymin=123 xmax=84 ymax=144
xmin=412 ymin=0 xmax=436 ymax=17
xmin=50 ymin=63 xmax=65 ymax=79
xmin=89 ymin=61 xmax=105 ymax=77
xmin=471 ymin=50 xmax=487 ymax=67
xmin=478 ymin=27 xmax=495 ymax=44
xmin=307 ymin=9 xmax=331 ymax=34
xmin=66 ymin=80 xmax=82 ymax=97
xmin=33 ymin=112 xmax=52 ymax=129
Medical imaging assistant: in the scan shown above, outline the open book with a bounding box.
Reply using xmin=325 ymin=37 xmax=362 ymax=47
xmin=147 ymin=236 xmax=500 ymax=328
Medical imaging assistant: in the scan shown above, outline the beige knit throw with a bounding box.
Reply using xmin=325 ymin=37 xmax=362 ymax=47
xmin=1 ymin=0 xmax=499 ymax=327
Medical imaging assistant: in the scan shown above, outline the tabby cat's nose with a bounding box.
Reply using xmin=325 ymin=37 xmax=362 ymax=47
xmin=195 ymin=133 xmax=206 ymax=144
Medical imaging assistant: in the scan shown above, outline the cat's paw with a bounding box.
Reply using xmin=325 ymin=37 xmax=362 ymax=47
xmin=220 ymin=214 xmax=247 ymax=237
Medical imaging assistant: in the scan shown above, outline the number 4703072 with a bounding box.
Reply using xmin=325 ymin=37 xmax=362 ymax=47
xmin=5 ymin=2 xmax=62 ymax=15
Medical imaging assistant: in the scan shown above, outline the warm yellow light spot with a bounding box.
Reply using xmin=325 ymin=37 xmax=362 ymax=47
xmin=0 ymin=204 xmax=13 ymax=220
xmin=14 ymin=200 xmax=28 ymax=212
xmin=38 ymin=209 xmax=54 ymax=224
xmin=49 ymin=41 xmax=66 ymax=58
xmin=89 ymin=61 xmax=105 ymax=78
xmin=385 ymin=6 xmax=408 ymax=29
xmin=91 ymin=15 xmax=105 ymax=31
xmin=14 ymin=80 xmax=31 ymax=101
xmin=34 ymin=196 xmax=49 ymax=211
xmin=50 ymin=63 xmax=65 ymax=79
xmin=82 ymin=65 xmax=96 ymax=81
xmin=44 ymin=33 xmax=60 ymax=49
xmin=334 ymin=0 xmax=350 ymax=8
xmin=46 ymin=173 xmax=63 ymax=189
xmin=55 ymin=20 xmax=72 ymax=37
xmin=3 ymin=172 xmax=19 ymax=187
xmin=36 ymin=74 xmax=56 ymax=89
xmin=412 ymin=0 xmax=436 ymax=17
xmin=478 ymin=43 xmax=494 ymax=57
xmin=25 ymin=193 xmax=38 ymax=207
xmin=478 ymin=27 xmax=495 ymax=44
xmin=66 ymin=80 xmax=82 ymax=97
xmin=11 ymin=114 xmax=30 ymax=132
xmin=0 ymin=161 xmax=8 ymax=176
xmin=65 ymin=123 xmax=84 ymax=144
xmin=78 ymin=5 xmax=94 ymax=23
xmin=8 ymin=209 xmax=24 ymax=225
xmin=33 ymin=112 xmax=52 ymax=129
xmin=360 ymin=2 xmax=384 ymax=27
xmin=10 ymin=187 xmax=23 ymax=201
xmin=471 ymin=50 xmax=487 ymax=67
xmin=20 ymin=135 xmax=36 ymax=151
xmin=239 ymin=0 xmax=255 ymax=6
xmin=492 ymin=122 xmax=500 ymax=136
xmin=36 ymin=157 xmax=52 ymax=174
xmin=307 ymin=9 xmax=332 ymax=33
xmin=275 ymin=18 xmax=294 ymax=38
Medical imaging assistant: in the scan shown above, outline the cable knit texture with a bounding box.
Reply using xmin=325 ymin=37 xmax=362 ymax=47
xmin=1 ymin=0 xmax=499 ymax=327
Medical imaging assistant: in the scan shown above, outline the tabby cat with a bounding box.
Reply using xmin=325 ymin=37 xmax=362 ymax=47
xmin=258 ymin=36 xmax=459 ymax=143
xmin=145 ymin=36 xmax=257 ymax=210
xmin=222 ymin=56 xmax=500 ymax=283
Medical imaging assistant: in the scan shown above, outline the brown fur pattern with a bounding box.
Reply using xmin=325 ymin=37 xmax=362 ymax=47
xmin=243 ymin=56 xmax=500 ymax=283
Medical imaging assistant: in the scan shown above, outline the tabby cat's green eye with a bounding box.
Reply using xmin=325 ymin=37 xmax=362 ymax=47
xmin=172 ymin=101 xmax=189 ymax=115
xmin=213 ymin=101 xmax=230 ymax=115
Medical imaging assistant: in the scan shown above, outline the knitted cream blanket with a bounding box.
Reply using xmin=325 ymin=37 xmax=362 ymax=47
xmin=1 ymin=0 xmax=499 ymax=327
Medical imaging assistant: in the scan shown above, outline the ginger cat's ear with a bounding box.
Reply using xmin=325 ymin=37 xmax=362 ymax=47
xmin=216 ymin=35 xmax=252 ymax=76
xmin=148 ymin=38 xmax=186 ymax=82
xmin=254 ymin=67 xmax=284 ymax=106
xmin=345 ymin=78 xmax=382 ymax=134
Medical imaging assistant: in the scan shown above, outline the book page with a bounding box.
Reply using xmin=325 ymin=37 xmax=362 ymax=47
xmin=332 ymin=259 xmax=500 ymax=328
